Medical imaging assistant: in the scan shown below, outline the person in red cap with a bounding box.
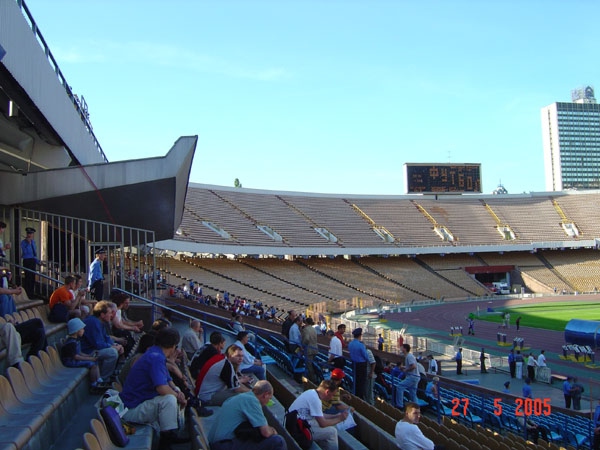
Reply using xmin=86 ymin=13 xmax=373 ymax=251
xmin=322 ymin=368 xmax=353 ymax=414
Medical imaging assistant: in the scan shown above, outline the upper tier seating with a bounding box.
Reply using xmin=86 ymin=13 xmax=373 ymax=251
xmin=179 ymin=187 xmax=600 ymax=251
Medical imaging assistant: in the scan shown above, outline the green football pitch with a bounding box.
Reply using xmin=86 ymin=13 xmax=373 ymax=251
xmin=475 ymin=301 xmax=600 ymax=332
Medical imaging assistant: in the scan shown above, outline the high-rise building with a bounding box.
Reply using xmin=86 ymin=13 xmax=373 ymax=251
xmin=541 ymin=86 xmax=600 ymax=191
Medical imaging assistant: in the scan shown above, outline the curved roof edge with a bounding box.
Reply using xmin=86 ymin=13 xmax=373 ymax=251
xmin=1 ymin=135 xmax=197 ymax=241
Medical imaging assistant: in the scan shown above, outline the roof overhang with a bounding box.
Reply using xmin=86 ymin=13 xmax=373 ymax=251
xmin=0 ymin=135 xmax=197 ymax=240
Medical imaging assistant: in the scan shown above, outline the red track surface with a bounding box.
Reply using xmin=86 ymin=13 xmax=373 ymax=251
xmin=386 ymin=294 xmax=599 ymax=378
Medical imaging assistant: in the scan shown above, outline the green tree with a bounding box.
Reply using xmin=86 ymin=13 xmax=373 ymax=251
xmin=234 ymin=178 xmax=242 ymax=188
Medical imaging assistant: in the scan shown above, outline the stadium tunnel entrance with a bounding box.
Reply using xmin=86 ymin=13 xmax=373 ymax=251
xmin=464 ymin=265 xmax=515 ymax=294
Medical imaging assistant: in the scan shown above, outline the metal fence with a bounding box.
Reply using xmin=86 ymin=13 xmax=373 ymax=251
xmin=1 ymin=207 xmax=157 ymax=299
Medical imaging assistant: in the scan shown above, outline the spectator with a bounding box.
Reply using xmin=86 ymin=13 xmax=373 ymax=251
xmin=0 ymin=283 xmax=20 ymax=317
xmin=572 ymin=377 xmax=585 ymax=410
xmin=563 ymin=376 xmax=575 ymax=409
xmin=197 ymin=344 xmax=251 ymax=406
xmin=427 ymin=355 xmax=438 ymax=375
xmin=318 ymin=320 xmax=326 ymax=334
xmin=508 ymin=349 xmax=516 ymax=379
xmin=516 ymin=415 xmax=549 ymax=444
xmin=348 ymin=327 xmax=368 ymax=400
xmin=234 ymin=331 xmax=265 ymax=380
xmin=230 ymin=314 xmax=244 ymax=333
xmin=231 ymin=314 xmax=256 ymax=342
xmin=365 ymin=347 xmax=376 ymax=405
xmin=281 ymin=310 xmax=296 ymax=340
xmin=48 ymin=275 xmax=85 ymax=322
xmin=327 ymin=330 xmax=345 ymax=369
xmin=87 ymin=248 xmax=106 ymax=300
xmin=522 ymin=377 xmax=532 ymax=399
xmin=289 ymin=379 xmax=349 ymax=450
xmin=502 ymin=381 xmax=511 ymax=394
xmin=120 ymin=328 xmax=189 ymax=448
xmin=480 ymin=348 xmax=488 ymax=373
xmin=394 ymin=344 xmax=419 ymax=409
xmin=425 ymin=377 xmax=439 ymax=403
xmin=288 ymin=316 xmax=303 ymax=352
xmin=377 ymin=333 xmax=384 ymax=351
xmin=20 ymin=227 xmax=40 ymax=298
xmin=71 ymin=274 xmax=96 ymax=317
xmin=302 ymin=317 xmax=319 ymax=383
xmin=321 ymin=369 xmax=352 ymax=414
xmin=527 ymin=352 xmax=537 ymax=382
xmin=190 ymin=332 xmax=226 ymax=380
xmin=515 ymin=350 xmax=524 ymax=379
xmin=335 ymin=324 xmax=348 ymax=348
xmin=181 ymin=320 xmax=203 ymax=360
xmin=374 ymin=355 xmax=392 ymax=395
xmin=118 ymin=331 xmax=157 ymax=386
xmin=60 ymin=318 xmax=103 ymax=388
xmin=0 ymin=317 xmax=46 ymax=369
xmin=80 ymin=300 xmax=123 ymax=381
xmin=109 ymin=291 xmax=142 ymax=355
xmin=537 ymin=349 xmax=547 ymax=368
xmin=105 ymin=302 xmax=129 ymax=351
xmin=395 ymin=402 xmax=443 ymax=450
xmin=208 ymin=380 xmax=286 ymax=450
xmin=454 ymin=348 xmax=463 ymax=375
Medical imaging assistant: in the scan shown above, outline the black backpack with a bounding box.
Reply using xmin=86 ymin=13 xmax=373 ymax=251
xmin=189 ymin=344 xmax=210 ymax=379
xmin=284 ymin=409 xmax=313 ymax=450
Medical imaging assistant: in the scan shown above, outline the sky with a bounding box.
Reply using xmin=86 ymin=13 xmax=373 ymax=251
xmin=24 ymin=0 xmax=600 ymax=195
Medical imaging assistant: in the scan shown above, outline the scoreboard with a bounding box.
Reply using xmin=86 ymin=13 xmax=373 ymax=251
xmin=404 ymin=163 xmax=482 ymax=194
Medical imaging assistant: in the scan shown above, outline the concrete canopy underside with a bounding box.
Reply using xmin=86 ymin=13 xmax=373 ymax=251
xmin=0 ymin=136 xmax=196 ymax=241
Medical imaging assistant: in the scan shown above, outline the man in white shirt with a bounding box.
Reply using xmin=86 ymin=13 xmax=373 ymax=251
xmin=181 ymin=320 xmax=203 ymax=360
xmin=327 ymin=330 xmax=344 ymax=369
xmin=427 ymin=355 xmax=438 ymax=375
xmin=198 ymin=344 xmax=251 ymax=405
xmin=537 ymin=350 xmax=547 ymax=367
xmin=395 ymin=403 xmax=436 ymax=450
xmin=289 ymin=380 xmax=349 ymax=450
xmin=234 ymin=331 xmax=265 ymax=380
xmin=527 ymin=352 xmax=538 ymax=382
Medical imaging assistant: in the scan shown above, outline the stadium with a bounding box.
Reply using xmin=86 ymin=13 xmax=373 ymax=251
xmin=0 ymin=1 xmax=599 ymax=449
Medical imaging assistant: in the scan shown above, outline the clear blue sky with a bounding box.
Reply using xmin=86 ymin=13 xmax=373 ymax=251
xmin=25 ymin=0 xmax=599 ymax=195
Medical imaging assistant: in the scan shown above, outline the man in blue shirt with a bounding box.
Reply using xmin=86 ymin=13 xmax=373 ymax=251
xmin=563 ymin=377 xmax=574 ymax=409
xmin=20 ymin=227 xmax=40 ymax=298
xmin=81 ymin=300 xmax=122 ymax=380
xmin=348 ymin=327 xmax=368 ymax=400
xmin=87 ymin=248 xmax=106 ymax=300
xmin=522 ymin=377 xmax=533 ymax=398
xmin=120 ymin=328 xmax=189 ymax=447
xmin=508 ymin=349 xmax=516 ymax=378
xmin=208 ymin=380 xmax=286 ymax=450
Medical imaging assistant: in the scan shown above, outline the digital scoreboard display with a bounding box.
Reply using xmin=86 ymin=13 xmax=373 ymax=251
xmin=404 ymin=163 xmax=482 ymax=193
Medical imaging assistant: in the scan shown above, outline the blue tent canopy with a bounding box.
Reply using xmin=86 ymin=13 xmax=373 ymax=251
xmin=564 ymin=319 xmax=600 ymax=347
